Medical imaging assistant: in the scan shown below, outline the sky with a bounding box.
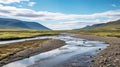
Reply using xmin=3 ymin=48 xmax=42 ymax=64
xmin=0 ymin=0 xmax=120 ymax=30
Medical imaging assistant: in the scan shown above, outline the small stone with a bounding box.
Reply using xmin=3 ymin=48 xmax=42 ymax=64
xmin=71 ymin=63 xmax=77 ymax=66
xmin=99 ymin=48 xmax=101 ymax=50
xmin=103 ymin=58 xmax=108 ymax=62
xmin=90 ymin=56 xmax=93 ymax=58
xmin=114 ymin=58 xmax=119 ymax=62
xmin=107 ymin=64 xmax=111 ymax=66
xmin=91 ymin=60 xmax=94 ymax=62
xmin=73 ymin=59 xmax=78 ymax=62
xmin=100 ymin=56 xmax=103 ymax=57
xmin=115 ymin=53 xmax=120 ymax=55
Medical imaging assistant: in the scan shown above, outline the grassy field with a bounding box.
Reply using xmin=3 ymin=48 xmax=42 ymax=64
xmin=0 ymin=30 xmax=62 ymax=60
xmin=0 ymin=39 xmax=51 ymax=60
xmin=0 ymin=30 xmax=59 ymax=40
xmin=67 ymin=30 xmax=120 ymax=38
xmin=0 ymin=29 xmax=119 ymax=40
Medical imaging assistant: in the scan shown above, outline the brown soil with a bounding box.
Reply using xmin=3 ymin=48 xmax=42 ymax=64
xmin=0 ymin=39 xmax=66 ymax=67
xmin=75 ymin=34 xmax=120 ymax=67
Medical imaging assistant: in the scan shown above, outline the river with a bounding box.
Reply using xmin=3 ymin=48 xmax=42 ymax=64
xmin=1 ymin=34 xmax=108 ymax=67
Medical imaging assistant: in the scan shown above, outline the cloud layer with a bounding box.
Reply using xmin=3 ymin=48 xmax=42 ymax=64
xmin=0 ymin=0 xmax=29 ymax=4
xmin=0 ymin=4 xmax=120 ymax=30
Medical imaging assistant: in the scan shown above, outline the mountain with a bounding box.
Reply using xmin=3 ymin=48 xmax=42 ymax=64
xmin=0 ymin=18 xmax=50 ymax=30
xmin=82 ymin=19 xmax=120 ymax=30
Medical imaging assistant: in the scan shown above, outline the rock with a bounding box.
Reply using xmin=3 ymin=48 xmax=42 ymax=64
xmin=106 ymin=64 xmax=111 ymax=66
xmin=71 ymin=63 xmax=77 ymax=66
xmin=99 ymin=48 xmax=101 ymax=50
xmin=91 ymin=60 xmax=94 ymax=62
xmin=114 ymin=58 xmax=119 ymax=62
xmin=115 ymin=53 xmax=120 ymax=55
xmin=73 ymin=59 xmax=78 ymax=63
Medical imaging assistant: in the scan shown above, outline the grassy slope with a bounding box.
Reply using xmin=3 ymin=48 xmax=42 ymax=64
xmin=69 ymin=20 xmax=120 ymax=37
xmin=84 ymin=20 xmax=120 ymax=30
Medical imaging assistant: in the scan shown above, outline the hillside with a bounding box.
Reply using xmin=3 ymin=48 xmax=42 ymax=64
xmin=0 ymin=18 xmax=50 ymax=30
xmin=82 ymin=20 xmax=120 ymax=31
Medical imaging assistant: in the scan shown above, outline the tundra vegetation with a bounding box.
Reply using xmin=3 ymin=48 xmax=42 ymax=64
xmin=67 ymin=30 xmax=120 ymax=38
xmin=0 ymin=30 xmax=60 ymax=40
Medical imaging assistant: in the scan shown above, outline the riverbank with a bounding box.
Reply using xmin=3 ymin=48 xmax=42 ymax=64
xmin=74 ymin=34 xmax=120 ymax=67
xmin=0 ymin=39 xmax=66 ymax=67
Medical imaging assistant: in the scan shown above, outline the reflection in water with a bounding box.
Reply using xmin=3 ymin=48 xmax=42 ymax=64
xmin=2 ymin=35 xmax=108 ymax=67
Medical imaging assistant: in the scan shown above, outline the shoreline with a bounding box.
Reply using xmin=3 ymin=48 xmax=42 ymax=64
xmin=74 ymin=34 xmax=120 ymax=67
xmin=0 ymin=39 xmax=66 ymax=67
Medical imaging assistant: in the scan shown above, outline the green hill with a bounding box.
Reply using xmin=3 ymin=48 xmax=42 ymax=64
xmin=82 ymin=19 xmax=120 ymax=31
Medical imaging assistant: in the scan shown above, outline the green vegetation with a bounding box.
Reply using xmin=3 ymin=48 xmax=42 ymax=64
xmin=82 ymin=19 xmax=120 ymax=31
xmin=0 ymin=39 xmax=51 ymax=60
xmin=0 ymin=30 xmax=59 ymax=40
xmin=67 ymin=30 xmax=120 ymax=38
xmin=70 ymin=19 xmax=120 ymax=38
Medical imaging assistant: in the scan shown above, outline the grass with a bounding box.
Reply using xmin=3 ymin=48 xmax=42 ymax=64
xmin=67 ymin=30 xmax=120 ymax=38
xmin=0 ymin=30 xmax=59 ymax=40
xmin=0 ymin=39 xmax=51 ymax=60
xmin=0 ymin=29 xmax=119 ymax=38
xmin=0 ymin=30 xmax=62 ymax=60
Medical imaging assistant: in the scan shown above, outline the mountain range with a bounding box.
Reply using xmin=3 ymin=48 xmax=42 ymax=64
xmin=0 ymin=18 xmax=50 ymax=30
xmin=82 ymin=19 xmax=120 ymax=30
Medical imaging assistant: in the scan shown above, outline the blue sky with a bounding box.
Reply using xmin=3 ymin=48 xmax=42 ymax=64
xmin=0 ymin=0 xmax=120 ymax=30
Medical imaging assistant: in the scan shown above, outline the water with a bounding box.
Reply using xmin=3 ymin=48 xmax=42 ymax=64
xmin=1 ymin=35 xmax=108 ymax=67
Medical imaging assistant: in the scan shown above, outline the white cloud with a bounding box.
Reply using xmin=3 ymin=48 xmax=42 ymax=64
xmin=0 ymin=5 xmax=120 ymax=21
xmin=45 ymin=19 xmax=105 ymax=30
xmin=112 ymin=4 xmax=117 ymax=7
xmin=0 ymin=0 xmax=29 ymax=4
xmin=28 ymin=2 xmax=36 ymax=6
xmin=0 ymin=5 xmax=120 ymax=30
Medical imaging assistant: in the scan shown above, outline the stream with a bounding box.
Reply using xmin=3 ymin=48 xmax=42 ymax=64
xmin=1 ymin=34 xmax=109 ymax=67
